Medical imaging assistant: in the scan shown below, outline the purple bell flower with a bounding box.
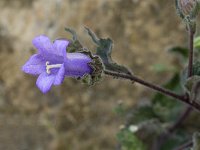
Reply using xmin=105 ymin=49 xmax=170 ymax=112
xmin=22 ymin=35 xmax=92 ymax=93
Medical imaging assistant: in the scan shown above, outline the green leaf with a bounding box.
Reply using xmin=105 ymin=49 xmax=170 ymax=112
xmin=151 ymin=63 xmax=177 ymax=73
xmin=113 ymin=102 xmax=126 ymax=116
xmin=194 ymin=36 xmax=200 ymax=49
xmin=126 ymin=104 xmax=157 ymax=125
xmin=151 ymin=64 xmax=168 ymax=73
xmin=65 ymin=28 xmax=85 ymax=53
xmin=134 ymin=119 xmax=164 ymax=148
xmin=117 ymin=129 xmax=146 ymax=150
xmin=85 ymin=27 xmax=133 ymax=75
xmin=193 ymin=61 xmax=200 ymax=76
xmin=160 ymin=130 xmax=190 ymax=150
xmin=168 ymin=46 xmax=188 ymax=59
xmin=152 ymin=73 xmax=184 ymax=122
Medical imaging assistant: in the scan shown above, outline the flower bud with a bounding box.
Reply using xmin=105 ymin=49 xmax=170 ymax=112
xmin=176 ymin=0 xmax=199 ymax=18
xmin=176 ymin=0 xmax=199 ymax=31
xmin=179 ymin=0 xmax=197 ymax=16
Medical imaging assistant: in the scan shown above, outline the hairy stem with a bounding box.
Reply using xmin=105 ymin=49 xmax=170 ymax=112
xmin=188 ymin=27 xmax=195 ymax=77
xmin=104 ymin=70 xmax=200 ymax=112
xmin=154 ymin=27 xmax=195 ymax=150
xmin=168 ymin=26 xmax=196 ymax=134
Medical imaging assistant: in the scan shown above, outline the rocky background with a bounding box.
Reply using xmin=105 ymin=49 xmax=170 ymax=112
xmin=0 ymin=0 xmax=193 ymax=149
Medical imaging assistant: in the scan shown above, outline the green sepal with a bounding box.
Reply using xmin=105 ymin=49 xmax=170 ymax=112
xmin=65 ymin=28 xmax=86 ymax=53
xmin=85 ymin=27 xmax=133 ymax=76
xmin=79 ymin=50 xmax=104 ymax=85
xmin=65 ymin=27 xmax=104 ymax=85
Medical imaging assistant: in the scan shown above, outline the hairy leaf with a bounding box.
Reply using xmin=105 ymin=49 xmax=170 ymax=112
xmin=135 ymin=119 xmax=164 ymax=149
xmin=160 ymin=130 xmax=190 ymax=150
xmin=168 ymin=46 xmax=188 ymax=59
xmin=85 ymin=27 xmax=133 ymax=75
xmin=125 ymin=104 xmax=157 ymax=126
xmin=152 ymin=73 xmax=184 ymax=122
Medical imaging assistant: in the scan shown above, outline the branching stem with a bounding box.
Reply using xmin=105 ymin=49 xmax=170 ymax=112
xmin=104 ymin=70 xmax=200 ymax=112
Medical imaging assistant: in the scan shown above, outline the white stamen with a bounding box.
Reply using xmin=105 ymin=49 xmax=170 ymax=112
xmin=46 ymin=61 xmax=62 ymax=74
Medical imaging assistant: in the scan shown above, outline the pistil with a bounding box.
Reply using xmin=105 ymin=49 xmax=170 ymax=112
xmin=46 ymin=61 xmax=62 ymax=74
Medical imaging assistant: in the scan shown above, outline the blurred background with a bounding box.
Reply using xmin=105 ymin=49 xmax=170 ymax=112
xmin=0 ymin=0 xmax=192 ymax=149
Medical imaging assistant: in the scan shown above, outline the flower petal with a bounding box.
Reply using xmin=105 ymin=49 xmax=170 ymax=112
xmin=64 ymin=53 xmax=92 ymax=77
xmin=36 ymin=72 xmax=55 ymax=93
xmin=54 ymin=64 xmax=65 ymax=85
xmin=22 ymin=54 xmax=45 ymax=75
xmin=53 ymin=39 xmax=69 ymax=57
xmin=32 ymin=36 xmax=68 ymax=64
xmin=32 ymin=35 xmax=54 ymax=54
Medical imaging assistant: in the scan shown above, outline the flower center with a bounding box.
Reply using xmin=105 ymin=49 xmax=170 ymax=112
xmin=46 ymin=61 xmax=62 ymax=74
